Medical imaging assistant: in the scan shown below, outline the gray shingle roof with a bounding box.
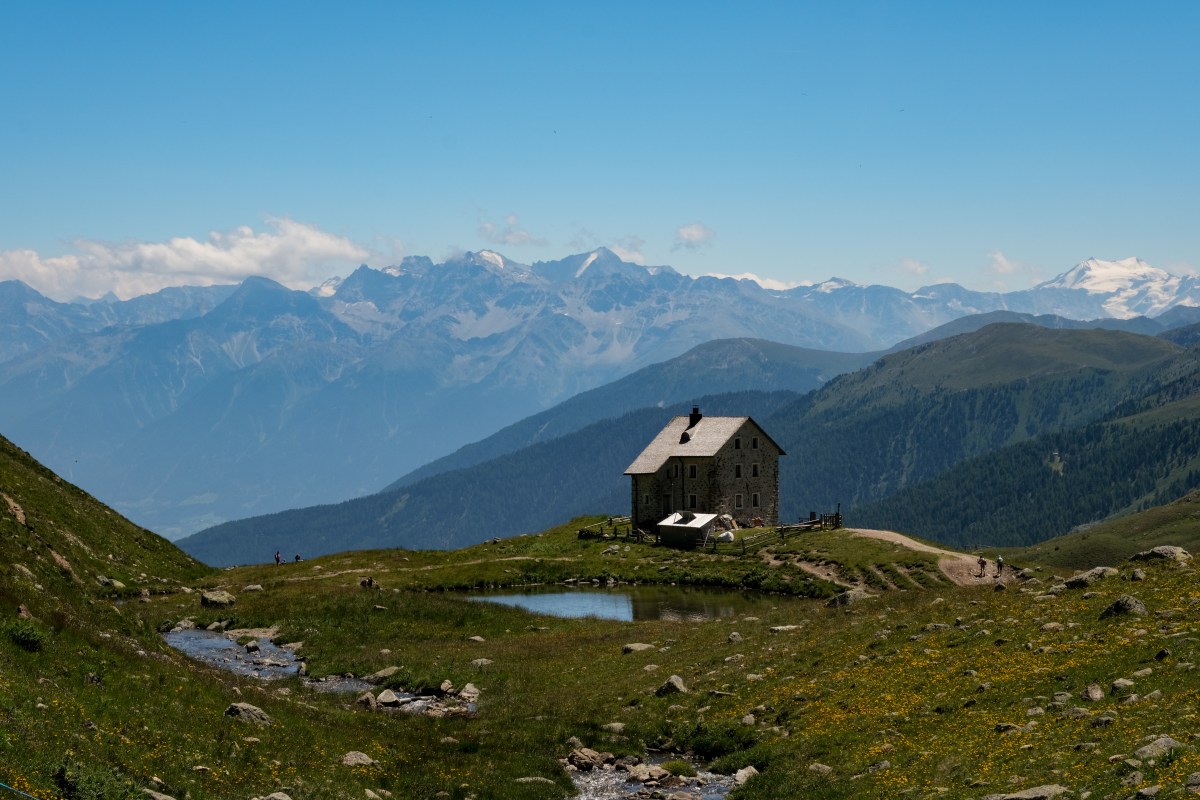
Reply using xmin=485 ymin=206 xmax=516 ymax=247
xmin=625 ymin=415 xmax=772 ymax=475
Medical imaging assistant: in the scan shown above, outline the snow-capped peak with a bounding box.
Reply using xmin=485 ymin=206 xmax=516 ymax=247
xmin=478 ymin=250 xmax=507 ymax=270
xmin=575 ymin=251 xmax=599 ymax=278
xmin=1045 ymin=257 xmax=1167 ymax=293
xmin=312 ymin=275 xmax=344 ymax=298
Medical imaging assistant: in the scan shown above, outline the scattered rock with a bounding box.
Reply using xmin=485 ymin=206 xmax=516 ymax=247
xmin=142 ymin=789 xmax=178 ymax=800
xmin=341 ymin=751 xmax=378 ymax=767
xmin=242 ymin=584 xmax=263 ymax=592
xmin=1065 ymin=566 xmax=1118 ymax=588
xmin=364 ymin=666 xmax=401 ymax=683
xmin=1101 ymin=595 xmax=1147 ymax=618
xmin=356 ymin=692 xmax=378 ymax=712
xmin=471 ymin=658 xmax=493 ymax=668
xmin=623 ymin=643 xmax=655 ymax=654
xmin=996 ymin=785 xmax=1072 ymax=799
xmin=728 ymin=632 xmax=743 ymax=643
xmin=567 ymin=747 xmax=611 ymax=771
xmin=601 ymin=722 xmax=625 ymax=734
xmin=656 ymin=675 xmax=689 ymax=696
xmin=826 ymin=588 xmax=871 ymax=607
xmin=734 ymin=766 xmax=759 ymax=785
xmin=1135 ymin=736 xmax=1183 ymax=760
xmin=1130 ymin=568 xmax=1146 ymax=581
xmin=224 ymin=702 xmax=271 ymax=726
xmin=200 ymin=590 xmax=236 ymax=607
xmin=809 ymin=762 xmax=833 ymax=776
xmin=1130 ymin=546 xmax=1191 ymax=563
xmin=1081 ymin=684 xmax=1104 ymax=702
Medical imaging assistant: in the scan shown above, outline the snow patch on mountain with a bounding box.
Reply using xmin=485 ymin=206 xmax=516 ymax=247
xmin=575 ymin=252 xmax=599 ymax=278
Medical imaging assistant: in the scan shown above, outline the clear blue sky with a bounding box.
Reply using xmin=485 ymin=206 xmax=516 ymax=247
xmin=2 ymin=1 xmax=1198 ymax=299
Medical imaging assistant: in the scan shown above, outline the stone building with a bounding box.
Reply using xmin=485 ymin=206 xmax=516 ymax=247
xmin=624 ymin=407 xmax=785 ymax=531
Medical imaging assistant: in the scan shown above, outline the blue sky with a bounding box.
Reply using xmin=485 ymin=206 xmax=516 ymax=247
xmin=2 ymin=2 xmax=1198 ymax=299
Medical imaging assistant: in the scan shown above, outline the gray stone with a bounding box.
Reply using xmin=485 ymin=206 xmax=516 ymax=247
xmin=1130 ymin=546 xmax=1191 ymax=563
xmin=376 ymin=689 xmax=404 ymax=707
xmin=242 ymin=584 xmax=263 ymax=592
xmin=1101 ymin=595 xmax=1147 ymax=618
xmin=826 ymin=588 xmax=871 ymax=607
xmin=356 ymin=692 xmax=378 ymax=712
xmin=601 ymin=722 xmax=625 ymax=734
xmin=626 ymin=763 xmax=669 ymax=782
xmin=1135 ymin=736 xmax=1183 ymax=760
xmin=142 ymin=789 xmax=178 ymax=800
xmin=223 ymin=702 xmax=271 ymax=726
xmin=623 ymin=643 xmax=655 ymax=654
xmin=567 ymin=747 xmax=610 ymax=771
xmin=1081 ymin=684 xmax=1104 ymax=702
xmin=999 ymin=785 xmax=1072 ymax=799
xmin=1130 ymin=568 xmax=1146 ymax=581
xmin=470 ymin=658 xmax=493 ymax=668
xmin=809 ymin=762 xmax=833 ymax=776
xmin=341 ymin=751 xmax=377 ymax=766
xmin=364 ymin=666 xmax=401 ymax=683
xmin=656 ymin=675 xmax=688 ymax=696
xmin=200 ymin=590 xmax=236 ymax=607
xmin=728 ymin=631 xmax=743 ymax=643
xmin=1112 ymin=678 xmax=1135 ymax=692
xmin=1065 ymin=566 xmax=1118 ymax=588
xmin=734 ymin=766 xmax=759 ymax=785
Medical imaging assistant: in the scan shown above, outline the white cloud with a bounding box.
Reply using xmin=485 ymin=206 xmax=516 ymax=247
xmin=897 ymin=258 xmax=929 ymax=278
xmin=705 ymin=272 xmax=799 ymax=291
xmin=0 ymin=218 xmax=368 ymax=300
xmin=983 ymin=250 xmax=1042 ymax=289
xmin=478 ymin=214 xmax=547 ymax=247
xmin=673 ymin=222 xmax=715 ymax=251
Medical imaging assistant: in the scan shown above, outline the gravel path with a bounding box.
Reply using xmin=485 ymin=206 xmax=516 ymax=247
xmin=846 ymin=528 xmax=992 ymax=587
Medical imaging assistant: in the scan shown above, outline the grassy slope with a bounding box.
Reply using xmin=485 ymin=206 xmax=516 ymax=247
xmin=1007 ymin=488 xmax=1200 ymax=570
xmin=6 ymin=435 xmax=1200 ymax=798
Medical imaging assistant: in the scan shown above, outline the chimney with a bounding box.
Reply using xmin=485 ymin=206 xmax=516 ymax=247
xmin=688 ymin=406 xmax=702 ymax=428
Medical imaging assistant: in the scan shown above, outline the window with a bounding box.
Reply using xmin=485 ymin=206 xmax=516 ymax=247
xmin=688 ymin=494 xmax=697 ymax=509
xmin=735 ymin=494 xmax=743 ymax=508
xmin=734 ymin=465 xmax=742 ymax=478
xmin=734 ymin=437 xmax=741 ymax=450
xmin=752 ymin=493 xmax=760 ymax=508
xmin=751 ymin=436 xmax=759 ymax=449
xmin=673 ymin=464 xmax=679 ymax=477
xmin=688 ymin=464 xmax=697 ymax=479
xmin=642 ymin=494 xmax=650 ymax=506
xmin=751 ymin=464 xmax=759 ymax=478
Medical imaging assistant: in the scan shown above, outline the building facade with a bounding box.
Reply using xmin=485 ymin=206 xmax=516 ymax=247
xmin=624 ymin=407 xmax=785 ymax=531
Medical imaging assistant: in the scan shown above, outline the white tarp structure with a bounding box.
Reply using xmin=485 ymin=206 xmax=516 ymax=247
xmin=657 ymin=511 xmax=718 ymax=547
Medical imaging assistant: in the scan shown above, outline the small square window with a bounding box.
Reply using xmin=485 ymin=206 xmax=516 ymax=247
xmin=735 ymin=494 xmax=743 ymax=508
xmin=751 ymin=437 xmax=759 ymax=449
xmin=735 ymin=465 xmax=742 ymax=478
xmin=752 ymin=464 xmax=759 ymax=478
xmin=734 ymin=438 xmax=741 ymax=450
xmin=752 ymin=493 xmax=760 ymax=508
xmin=688 ymin=465 xmax=697 ymax=479
xmin=643 ymin=494 xmax=650 ymax=505
xmin=688 ymin=494 xmax=697 ymax=509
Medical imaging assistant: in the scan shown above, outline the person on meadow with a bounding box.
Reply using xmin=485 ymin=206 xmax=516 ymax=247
xmin=275 ymin=550 xmax=281 ymax=566
xmin=995 ymin=555 xmax=1004 ymax=578
xmin=978 ymin=555 xmax=987 ymax=578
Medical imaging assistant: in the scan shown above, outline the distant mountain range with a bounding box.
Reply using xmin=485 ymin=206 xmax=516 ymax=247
xmin=3 ymin=250 xmax=1200 ymax=540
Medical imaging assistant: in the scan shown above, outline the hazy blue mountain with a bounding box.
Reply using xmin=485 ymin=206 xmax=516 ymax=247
xmin=7 ymin=251 xmax=1200 ymax=541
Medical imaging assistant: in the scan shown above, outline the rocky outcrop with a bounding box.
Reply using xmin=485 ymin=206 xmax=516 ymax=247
xmin=224 ymin=702 xmax=271 ymax=726
xmin=200 ymin=590 xmax=236 ymax=607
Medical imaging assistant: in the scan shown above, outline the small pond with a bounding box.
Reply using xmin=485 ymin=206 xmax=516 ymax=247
xmin=466 ymin=585 xmax=773 ymax=622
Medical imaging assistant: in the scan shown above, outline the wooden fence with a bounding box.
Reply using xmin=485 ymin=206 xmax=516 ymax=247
xmin=702 ymin=511 xmax=843 ymax=554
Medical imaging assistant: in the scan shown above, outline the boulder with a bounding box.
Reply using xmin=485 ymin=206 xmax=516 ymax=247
xmin=364 ymin=666 xmax=401 ymax=683
xmin=1130 ymin=546 xmax=1191 ymax=563
xmin=1135 ymin=736 xmax=1184 ymax=760
xmin=626 ymin=763 xmax=669 ymax=782
xmin=223 ymin=702 xmax=271 ymax=726
xmin=1064 ymin=566 xmax=1117 ymax=588
xmin=735 ymin=766 xmax=759 ymax=785
xmin=826 ymin=588 xmax=871 ymax=607
xmin=1101 ymin=595 xmax=1147 ymax=618
xmin=623 ymin=643 xmax=655 ymax=654
xmin=242 ymin=584 xmax=263 ymax=592
xmin=356 ymin=692 xmax=378 ymax=712
xmin=997 ymin=786 xmax=1072 ymax=800
xmin=656 ymin=675 xmax=689 ymax=696
xmin=567 ymin=747 xmax=609 ymax=771
xmin=200 ymin=590 xmax=236 ymax=607
xmin=341 ymin=751 xmax=377 ymax=767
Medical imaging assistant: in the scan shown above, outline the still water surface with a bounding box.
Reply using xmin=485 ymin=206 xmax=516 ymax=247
xmin=466 ymin=585 xmax=773 ymax=622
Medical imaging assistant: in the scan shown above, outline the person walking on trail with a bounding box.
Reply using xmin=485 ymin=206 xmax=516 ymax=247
xmin=978 ymin=555 xmax=987 ymax=578
xmin=995 ymin=555 xmax=1004 ymax=578
xmin=275 ymin=550 xmax=281 ymax=566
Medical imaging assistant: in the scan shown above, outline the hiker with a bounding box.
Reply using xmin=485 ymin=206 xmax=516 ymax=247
xmin=294 ymin=553 xmax=301 ymax=563
xmin=274 ymin=550 xmax=281 ymax=566
xmin=995 ymin=555 xmax=1004 ymax=578
xmin=977 ymin=555 xmax=987 ymax=578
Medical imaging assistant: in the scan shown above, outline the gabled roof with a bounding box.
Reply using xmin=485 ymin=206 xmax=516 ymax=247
xmin=624 ymin=415 xmax=784 ymax=475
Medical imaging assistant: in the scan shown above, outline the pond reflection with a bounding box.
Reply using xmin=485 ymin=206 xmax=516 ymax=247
xmin=466 ymin=585 xmax=770 ymax=622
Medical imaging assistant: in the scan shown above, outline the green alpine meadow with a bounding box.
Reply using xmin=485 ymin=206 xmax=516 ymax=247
xmin=6 ymin=430 xmax=1200 ymax=799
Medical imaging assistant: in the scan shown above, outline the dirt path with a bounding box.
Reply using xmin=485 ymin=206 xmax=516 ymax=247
xmin=846 ymin=528 xmax=992 ymax=587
